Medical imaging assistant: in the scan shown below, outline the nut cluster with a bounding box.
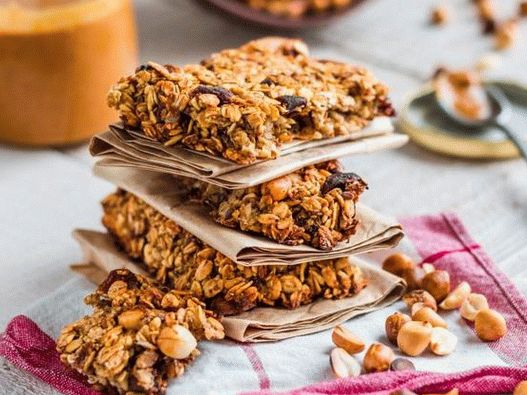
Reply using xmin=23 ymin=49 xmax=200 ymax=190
xmin=327 ymin=252 xmax=507 ymax=389
xmin=108 ymin=37 xmax=393 ymax=164
xmin=382 ymin=253 xmax=507 ymax=355
xmin=182 ymin=160 xmax=368 ymax=250
xmin=245 ymin=0 xmax=353 ymax=18
xmin=56 ymin=269 xmax=224 ymax=395
xmin=102 ymin=189 xmax=368 ymax=316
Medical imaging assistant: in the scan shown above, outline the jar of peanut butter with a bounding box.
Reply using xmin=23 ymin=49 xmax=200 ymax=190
xmin=0 ymin=0 xmax=138 ymax=146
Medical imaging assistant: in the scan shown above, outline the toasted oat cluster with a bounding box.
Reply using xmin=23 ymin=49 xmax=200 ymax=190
xmin=56 ymin=269 xmax=224 ymax=395
xmin=183 ymin=161 xmax=367 ymax=250
xmin=107 ymin=37 xmax=394 ymax=164
xmin=245 ymin=0 xmax=352 ymax=18
xmin=102 ymin=191 xmax=368 ymax=315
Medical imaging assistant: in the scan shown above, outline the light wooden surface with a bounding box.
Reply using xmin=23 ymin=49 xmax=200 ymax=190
xmin=1 ymin=0 xmax=527 ymax=331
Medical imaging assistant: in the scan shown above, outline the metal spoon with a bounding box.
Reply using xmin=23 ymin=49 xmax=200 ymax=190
xmin=435 ymin=83 xmax=527 ymax=161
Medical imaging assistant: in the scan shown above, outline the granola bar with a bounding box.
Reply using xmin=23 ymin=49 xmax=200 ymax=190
xmin=245 ymin=0 xmax=352 ymax=18
xmin=102 ymin=190 xmax=368 ymax=315
xmin=182 ymin=161 xmax=367 ymax=250
xmin=107 ymin=37 xmax=394 ymax=164
xmin=56 ymin=269 xmax=224 ymax=395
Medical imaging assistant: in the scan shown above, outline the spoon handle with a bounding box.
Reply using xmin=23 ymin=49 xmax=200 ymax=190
xmin=495 ymin=122 xmax=527 ymax=162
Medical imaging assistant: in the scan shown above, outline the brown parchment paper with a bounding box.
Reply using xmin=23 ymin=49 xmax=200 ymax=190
xmin=90 ymin=117 xmax=408 ymax=189
xmin=73 ymin=229 xmax=406 ymax=342
xmin=93 ymin=164 xmax=404 ymax=266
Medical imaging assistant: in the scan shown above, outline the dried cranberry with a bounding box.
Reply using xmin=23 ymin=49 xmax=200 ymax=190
xmin=191 ymin=85 xmax=233 ymax=105
xmin=378 ymin=98 xmax=396 ymax=117
xmin=277 ymin=95 xmax=307 ymax=113
xmin=321 ymin=172 xmax=366 ymax=195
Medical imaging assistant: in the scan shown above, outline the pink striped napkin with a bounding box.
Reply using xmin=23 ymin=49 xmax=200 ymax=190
xmin=1 ymin=213 xmax=527 ymax=395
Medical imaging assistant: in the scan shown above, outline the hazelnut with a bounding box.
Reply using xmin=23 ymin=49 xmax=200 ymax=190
xmin=474 ymin=308 xmax=507 ymax=341
xmin=430 ymin=327 xmax=457 ymax=355
xmin=412 ymin=306 xmax=448 ymax=328
xmin=460 ymin=293 xmax=488 ymax=321
xmin=382 ymin=253 xmax=415 ymax=276
xmin=439 ymin=281 xmax=471 ymax=310
xmin=118 ymin=309 xmax=145 ymax=330
xmin=330 ymin=348 xmax=361 ymax=378
xmin=363 ymin=343 xmax=395 ymax=373
xmin=157 ymin=325 xmax=197 ymax=359
xmin=263 ymin=176 xmax=292 ymax=201
xmin=401 ymin=267 xmax=426 ymax=291
xmin=514 ymin=381 xmax=527 ymax=395
xmin=422 ymin=270 xmax=450 ymax=302
xmin=397 ymin=321 xmax=432 ymax=356
xmin=331 ymin=325 xmax=365 ymax=354
xmin=430 ymin=6 xmax=448 ymax=25
xmin=385 ymin=312 xmax=411 ymax=344
xmin=403 ymin=290 xmax=437 ymax=311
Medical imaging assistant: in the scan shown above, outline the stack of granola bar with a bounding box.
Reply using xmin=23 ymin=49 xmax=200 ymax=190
xmin=58 ymin=37 xmax=405 ymax=394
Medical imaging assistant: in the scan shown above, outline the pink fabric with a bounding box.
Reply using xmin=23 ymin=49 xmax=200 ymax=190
xmin=243 ymin=366 xmax=527 ymax=395
xmin=1 ymin=212 xmax=527 ymax=395
xmin=0 ymin=315 xmax=99 ymax=395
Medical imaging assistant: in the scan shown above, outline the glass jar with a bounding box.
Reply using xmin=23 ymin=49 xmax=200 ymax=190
xmin=0 ymin=0 xmax=138 ymax=146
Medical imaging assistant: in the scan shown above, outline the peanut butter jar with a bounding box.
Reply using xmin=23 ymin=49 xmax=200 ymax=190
xmin=0 ymin=0 xmax=138 ymax=146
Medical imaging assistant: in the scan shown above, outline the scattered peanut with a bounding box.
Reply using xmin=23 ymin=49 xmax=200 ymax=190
xmin=157 ymin=325 xmax=197 ymax=359
xmin=363 ymin=343 xmax=395 ymax=373
xmin=382 ymin=253 xmax=415 ymax=276
xmin=385 ymin=312 xmax=411 ymax=345
xmin=412 ymin=306 xmax=448 ymax=328
xmin=397 ymin=321 xmax=433 ymax=356
xmin=439 ymin=281 xmax=471 ymax=310
xmin=390 ymin=358 xmax=416 ymax=372
xmin=422 ymin=270 xmax=451 ymax=302
xmin=514 ymin=380 xmax=527 ymax=395
xmin=430 ymin=327 xmax=457 ymax=355
xmin=411 ymin=302 xmax=428 ymax=316
xmin=474 ymin=308 xmax=507 ymax=341
xmin=403 ymin=290 xmax=438 ymax=311
xmin=460 ymin=293 xmax=489 ymax=321
xmin=330 ymin=348 xmax=361 ymax=378
xmin=332 ymin=325 xmax=365 ymax=354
